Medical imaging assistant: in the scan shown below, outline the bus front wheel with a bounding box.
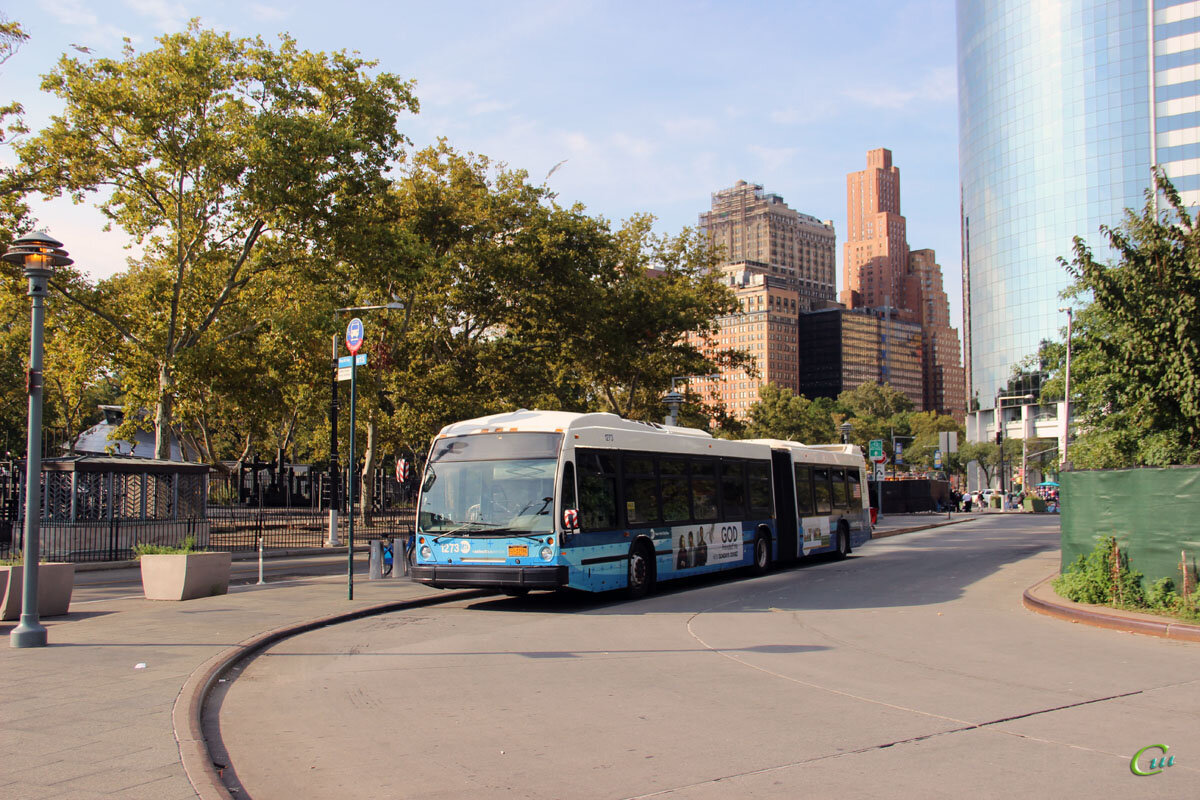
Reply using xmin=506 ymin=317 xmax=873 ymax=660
xmin=627 ymin=542 xmax=655 ymax=598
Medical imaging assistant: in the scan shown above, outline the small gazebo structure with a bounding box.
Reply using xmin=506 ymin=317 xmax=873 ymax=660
xmin=16 ymin=455 xmax=210 ymax=562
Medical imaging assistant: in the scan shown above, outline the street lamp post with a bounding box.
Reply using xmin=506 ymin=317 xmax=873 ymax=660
xmin=1057 ymin=306 xmax=1073 ymax=469
xmin=4 ymin=232 xmax=73 ymax=649
xmin=840 ymin=422 xmax=852 ymax=444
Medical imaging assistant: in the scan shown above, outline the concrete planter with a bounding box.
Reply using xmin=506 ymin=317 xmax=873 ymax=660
xmin=140 ymin=552 xmax=231 ymax=601
xmin=0 ymin=563 xmax=76 ymax=620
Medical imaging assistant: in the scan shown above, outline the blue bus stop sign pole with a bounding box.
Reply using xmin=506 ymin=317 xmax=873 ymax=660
xmin=346 ymin=318 xmax=363 ymax=599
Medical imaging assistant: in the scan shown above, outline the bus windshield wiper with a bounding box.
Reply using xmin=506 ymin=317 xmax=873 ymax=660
xmin=432 ymin=521 xmax=492 ymax=542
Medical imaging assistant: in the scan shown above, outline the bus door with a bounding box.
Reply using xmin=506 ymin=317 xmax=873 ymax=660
xmin=770 ymin=449 xmax=798 ymax=561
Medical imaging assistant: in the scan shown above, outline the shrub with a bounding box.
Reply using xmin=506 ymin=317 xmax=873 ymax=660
xmin=1053 ymin=536 xmax=1145 ymax=606
xmin=133 ymin=536 xmax=197 ymax=558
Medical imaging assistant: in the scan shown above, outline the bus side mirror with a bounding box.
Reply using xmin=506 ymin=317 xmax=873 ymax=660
xmin=563 ymin=508 xmax=580 ymax=531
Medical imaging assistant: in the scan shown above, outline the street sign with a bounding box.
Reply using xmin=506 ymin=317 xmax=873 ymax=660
xmin=338 ymin=354 xmax=367 ymax=369
xmin=895 ymin=442 xmax=904 ymax=465
xmin=868 ymin=439 xmax=885 ymax=463
xmin=934 ymin=449 xmax=943 ymax=469
xmin=873 ymin=461 xmax=886 ymax=481
xmin=346 ymin=317 xmax=364 ymax=355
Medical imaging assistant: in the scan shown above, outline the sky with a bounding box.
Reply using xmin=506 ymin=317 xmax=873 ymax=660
xmin=4 ymin=0 xmax=963 ymax=327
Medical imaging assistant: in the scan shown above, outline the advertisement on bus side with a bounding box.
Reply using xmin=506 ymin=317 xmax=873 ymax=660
xmin=800 ymin=516 xmax=831 ymax=555
xmin=671 ymin=522 xmax=743 ymax=570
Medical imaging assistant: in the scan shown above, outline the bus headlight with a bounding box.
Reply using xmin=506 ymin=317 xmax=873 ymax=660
xmin=540 ymin=546 xmax=554 ymax=561
xmin=420 ymin=545 xmax=432 ymax=560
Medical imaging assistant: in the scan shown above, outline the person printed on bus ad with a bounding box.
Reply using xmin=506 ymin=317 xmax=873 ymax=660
xmin=694 ymin=529 xmax=708 ymax=566
xmin=676 ymin=536 xmax=689 ymax=570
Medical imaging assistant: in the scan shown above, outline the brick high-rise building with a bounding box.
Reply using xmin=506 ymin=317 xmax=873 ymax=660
xmin=907 ymin=249 xmax=966 ymax=421
xmin=690 ymin=182 xmax=837 ymax=420
xmin=700 ymin=181 xmax=836 ymax=311
xmin=842 ymin=149 xmax=966 ymax=420
xmin=843 ymin=149 xmax=908 ymax=314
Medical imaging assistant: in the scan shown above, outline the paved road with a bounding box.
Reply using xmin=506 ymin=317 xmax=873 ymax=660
xmin=211 ymin=515 xmax=1199 ymax=799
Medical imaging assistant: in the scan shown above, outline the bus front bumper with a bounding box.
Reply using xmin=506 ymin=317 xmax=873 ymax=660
xmin=411 ymin=564 xmax=569 ymax=590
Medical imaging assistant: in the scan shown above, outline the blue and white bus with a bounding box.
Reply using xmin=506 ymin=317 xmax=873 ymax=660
xmin=410 ymin=410 xmax=870 ymax=596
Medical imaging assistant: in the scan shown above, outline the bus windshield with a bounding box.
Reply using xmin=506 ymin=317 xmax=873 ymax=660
xmin=418 ymin=433 xmax=562 ymax=535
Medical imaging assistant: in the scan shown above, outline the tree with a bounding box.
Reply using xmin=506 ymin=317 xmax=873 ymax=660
xmin=0 ymin=15 xmax=34 ymax=242
xmin=836 ymin=381 xmax=914 ymax=420
xmin=744 ymin=384 xmax=835 ymax=443
xmin=904 ymin=410 xmax=965 ymax=472
xmin=19 ymin=23 xmax=418 ymax=459
xmin=1053 ymin=172 xmax=1200 ymax=466
xmin=564 ymin=214 xmax=752 ymax=421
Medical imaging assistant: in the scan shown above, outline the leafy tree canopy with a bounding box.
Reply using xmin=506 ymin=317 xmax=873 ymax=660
xmin=17 ymin=21 xmax=418 ymax=459
xmin=1051 ymin=172 xmax=1200 ymax=467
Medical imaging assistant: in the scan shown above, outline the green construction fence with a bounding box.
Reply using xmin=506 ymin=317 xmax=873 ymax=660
xmin=1061 ymin=466 xmax=1200 ymax=588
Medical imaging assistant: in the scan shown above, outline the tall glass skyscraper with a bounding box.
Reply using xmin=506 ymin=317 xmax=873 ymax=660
xmin=958 ymin=0 xmax=1200 ymax=419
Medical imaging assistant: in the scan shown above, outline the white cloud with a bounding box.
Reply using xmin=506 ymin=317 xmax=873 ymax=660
xmin=37 ymin=0 xmax=134 ymax=43
xmin=122 ymin=0 xmax=188 ymax=32
xmin=249 ymin=3 xmax=290 ymax=23
xmin=748 ymin=145 xmax=799 ymax=173
xmin=660 ymin=116 xmax=717 ymax=137
xmin=469 ymin=99 xmax=513 ymax=116
xmin=842 ymin=65 xmax=957 ymax=110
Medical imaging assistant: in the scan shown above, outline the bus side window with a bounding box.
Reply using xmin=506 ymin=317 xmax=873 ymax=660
xmin=794 ymin=465 xmax=814 ymax=516
xmin=560 ymin=461 xmax=577 ymax=518
xmin=831 ymin=468 xmax=848 ymax=509
xmin=578 ymin=449 xmax=618 ymax=531
xmin=813 ymin=467 xmax=832 ymax=514
xmin=847 ymin=468 xmax=862 ymax=504
xmin=622 ymin=454 xmax=661 ymax=527
xmin=691 ymin=458 xmax=718 ymax=521
xmin=747 ymin=460 xmax=773 ymax=517
xmin=719 ymin=460 xmax=746 ymax=521
xmin=661 ymin=457 xmax=691 ymax=522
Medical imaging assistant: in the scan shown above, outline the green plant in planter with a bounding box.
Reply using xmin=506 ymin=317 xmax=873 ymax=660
xmin=133 ymin=536 xmax=198 ymax=558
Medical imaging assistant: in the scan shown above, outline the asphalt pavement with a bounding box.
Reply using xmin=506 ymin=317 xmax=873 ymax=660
xmin=0 ymin=512 xmax=1194 ymax=800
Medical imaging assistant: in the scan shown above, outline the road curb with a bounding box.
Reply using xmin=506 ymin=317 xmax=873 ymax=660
xmin=171 ymin=588 xmax=493 ymax=800
xmin=1022 ymin=573 xmax=1200 ymax=643
xmin=871 ymin=515 xmax=978 ymax=539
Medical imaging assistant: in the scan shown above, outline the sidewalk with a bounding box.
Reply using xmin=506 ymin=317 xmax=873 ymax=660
xmin=0 ymin=568 xmax=450 ymax=800
xmin=870 ymin=510 xmax=978 ymax=538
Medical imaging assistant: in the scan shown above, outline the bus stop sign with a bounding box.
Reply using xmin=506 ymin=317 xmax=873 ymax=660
xmin=346 ymin=317 xmax=364 ymax=355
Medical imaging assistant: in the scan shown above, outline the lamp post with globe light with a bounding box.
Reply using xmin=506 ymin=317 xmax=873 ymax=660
xmin=3 ymin=232 xmax=73 ymax=648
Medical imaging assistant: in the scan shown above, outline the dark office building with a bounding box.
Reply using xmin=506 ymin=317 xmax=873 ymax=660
xmin=797 ymin=308 xmax=924 ymax=409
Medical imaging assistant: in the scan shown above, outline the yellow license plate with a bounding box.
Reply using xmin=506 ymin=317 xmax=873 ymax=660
xmin=508 ymin=545 xmax=529 ymax=557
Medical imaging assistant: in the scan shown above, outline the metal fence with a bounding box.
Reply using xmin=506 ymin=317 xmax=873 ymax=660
xmin=1 ymin=459 xmax=416 ymax=563
xmin=10 ymin=507 xmax=415 ymax=563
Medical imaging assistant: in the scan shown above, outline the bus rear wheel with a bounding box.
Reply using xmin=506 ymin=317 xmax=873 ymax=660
xmin=752 ymin=534 xmax=771 ymax=574
xmin=627 ymin=542 xmax=655 ymax=598
xmin=834 ymin=522 xmax=851 ymax=560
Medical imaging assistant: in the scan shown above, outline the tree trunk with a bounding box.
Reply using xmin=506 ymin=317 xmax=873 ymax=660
xmin=155 ymin=361 xmax=174 ymax=460
xmin=361 ymin=414 xmax=378 ymax=526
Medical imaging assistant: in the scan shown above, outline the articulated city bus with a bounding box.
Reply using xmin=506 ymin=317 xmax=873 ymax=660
xmin=410 ymin=410 xmax=870 ymax=596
